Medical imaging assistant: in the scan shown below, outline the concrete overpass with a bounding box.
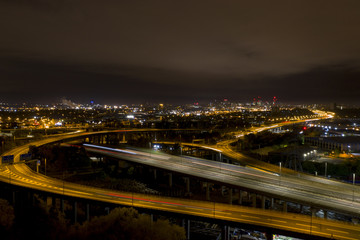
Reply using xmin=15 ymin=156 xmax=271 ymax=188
xmin=3 ymin=116 xmax=360 ymax=239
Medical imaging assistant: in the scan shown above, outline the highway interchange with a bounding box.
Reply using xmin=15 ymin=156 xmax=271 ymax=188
xmin=1 ymin=114 xmax=360 ymax=239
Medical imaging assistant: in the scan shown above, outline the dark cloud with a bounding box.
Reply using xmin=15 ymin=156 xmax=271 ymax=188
xmin=0 ymin=0 xmax=360 ymax=104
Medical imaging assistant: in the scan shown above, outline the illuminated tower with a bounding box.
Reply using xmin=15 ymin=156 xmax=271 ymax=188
xmin=273 ymin=96 xmax=278 ymax=105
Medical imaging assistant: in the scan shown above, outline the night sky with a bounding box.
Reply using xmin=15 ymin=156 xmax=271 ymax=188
xmin=1 ymin=0 xmax=360 ymax=105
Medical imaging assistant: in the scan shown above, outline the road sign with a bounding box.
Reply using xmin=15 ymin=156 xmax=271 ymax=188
xmin=2 ymin=155 xmax=14 ymax=164
xmin=36 ymin=160 xmax=41 ymax=166
xmin=20 ymin=153 xmax=32 ymax=161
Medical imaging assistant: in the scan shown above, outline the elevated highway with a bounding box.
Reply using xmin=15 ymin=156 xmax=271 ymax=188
xmin=3 ymin=114 xmax=360 ymax=239
xmin=84 ymin=144 xmax=360 ymax=217
xmin=1 ymin=142 xmax=360 ymax=240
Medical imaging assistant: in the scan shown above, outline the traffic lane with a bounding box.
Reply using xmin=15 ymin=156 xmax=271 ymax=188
xmin=86 ymin=148 xmax=360 ymax=215
xmin=1 ymin=164 xmax=359 ymax=240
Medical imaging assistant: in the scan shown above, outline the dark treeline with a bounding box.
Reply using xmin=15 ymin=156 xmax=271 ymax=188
xmin=335 ymin=108 xmax=360 ymax=118
xmin=0 ymin=197 xmax=185 ymax=240
xmin=232 ymin=131 xmax=302 ymax=150
xmin=302 ymin=159 xmax=360 ymax=181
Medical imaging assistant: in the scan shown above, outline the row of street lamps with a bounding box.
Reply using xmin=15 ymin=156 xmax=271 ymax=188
xmin=279 ymin=161 xmax=356 ymax=186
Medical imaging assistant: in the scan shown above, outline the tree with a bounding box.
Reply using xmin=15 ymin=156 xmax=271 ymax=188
xmin=69 ymin=207 xmax=185 ymax=240
xmin=0 ymin=199 xmax=14 ymax=231
xmin=13 ymin=198 xmax=68 ymax=240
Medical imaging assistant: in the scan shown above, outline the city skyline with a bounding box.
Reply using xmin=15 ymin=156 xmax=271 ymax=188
xmin=1 ymin=1 xmax=360 ymax=105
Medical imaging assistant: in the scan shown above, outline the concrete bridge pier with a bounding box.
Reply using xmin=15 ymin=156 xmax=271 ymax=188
xmin=184 ymin=177 xmax=190 ymax=194
xmin=73 ymin=201 xmax=78 ymax=224
xmin=221 ymin=225 xmax=230 ymax=240
xmin=27 ymin=191 xmax=35 ymax=207
xmin=311 ymin=208 xmax=317 ymax=217
xmin=270 ymin=198 xmax=274 ymax=209
xmin=120 ymin=134 xmax=127 ymax=143
xmin=153 ymin=169 xmax=157 ymax=180
xmin=228 ymin=188 xmax=232 ymax=204
xmin=61 ymin=198 xmax=65 ymax=213
xmin=12 ymin=190 xmax=16 ymax=207
xmin=283 ymin=201 xmax=287 ymax=212
xmin=261 ymin=195 xmax=266 ymax=209
xmin=183 ymin=219 xmax=190 ymax=240
xmin=252 ymin=194 xmax=257 ymax=207
xmin=206 ymin=183 xmax=210 ymax=201
xmin=52 ymin=196 xmax=56 ymax=208
xmin=324 ymin=210 xmax=328 ymax=219
xmin=168 ymin=173 xmax=172 ymax=188
xmin=45 ymin=195 xmax=52 ymax=211
xmin=238 ymin=190 xmax=242 ymax=205
xmin=86 ymin=203 xmax=90 ymax=221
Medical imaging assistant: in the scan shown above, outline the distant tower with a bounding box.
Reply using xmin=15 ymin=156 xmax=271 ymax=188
xmin=273 ymin=96 xmax=278 ymax=105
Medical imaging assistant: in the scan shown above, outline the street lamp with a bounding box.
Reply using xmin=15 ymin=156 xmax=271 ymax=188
xmin=180 ymin=145 xmax=183 ymax=165
xmin=353 ymin=173 xmax=356 ymax=202
xmin=325 ymin=162 xmax=327 ymax=178
xmin=353 ymin=173 xmax=356 ymax=185
xmin=279 ymin=162 xmax=282 ymax=175
xmin=279 ymin=162 xmax=282 ymax=185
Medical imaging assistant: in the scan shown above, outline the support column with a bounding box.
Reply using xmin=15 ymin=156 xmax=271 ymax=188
xmin=52 ymin=196 xmax=56 ymax=208
xmin=12 ymin=191 xmax=16 ymax=207
xmin=222 ymin=225 xmax=230 ymax=240
xmin=186 ymin=219 xmax=190 ymax=240
xmin=283 ymin=201 xmax=287 ymax=212
xmin=74 ymin=201 xmax=78 ymax=224
xmin=105 ymin=207 xmax=110 ymax=215
xmin=270 ymin=198 xmax=274 ymax=209
xmin=46 ymin=196 xmax=52 ymax=211
xmin=324 ymin=210 xmax=328 ymax=219
xmin=168 ymin=173 xmax=172 ymax=188
xmin=228 ymin=188 xmax=232 ymax=205
xmin=261 ymin=195 xmax=266 ymax=209
xmin=252 ymin=194 xmax=256 ymax=208
xmin=61 ymin=198 xmax=64 ymax=213
xmin=86 ymin=203 xmax=90 ymax=221
xmin=206 ymin=183 xmax=210 ymax=201
xmin=311 ymin=208 xmax=316 ymax=217
xmin=185 ymin=177 xmax=190 ymax=194
xmin=238 ymin=190 xmax=242 ymax=205
xmin=153 ymin=169 xmax=157 ymax=180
